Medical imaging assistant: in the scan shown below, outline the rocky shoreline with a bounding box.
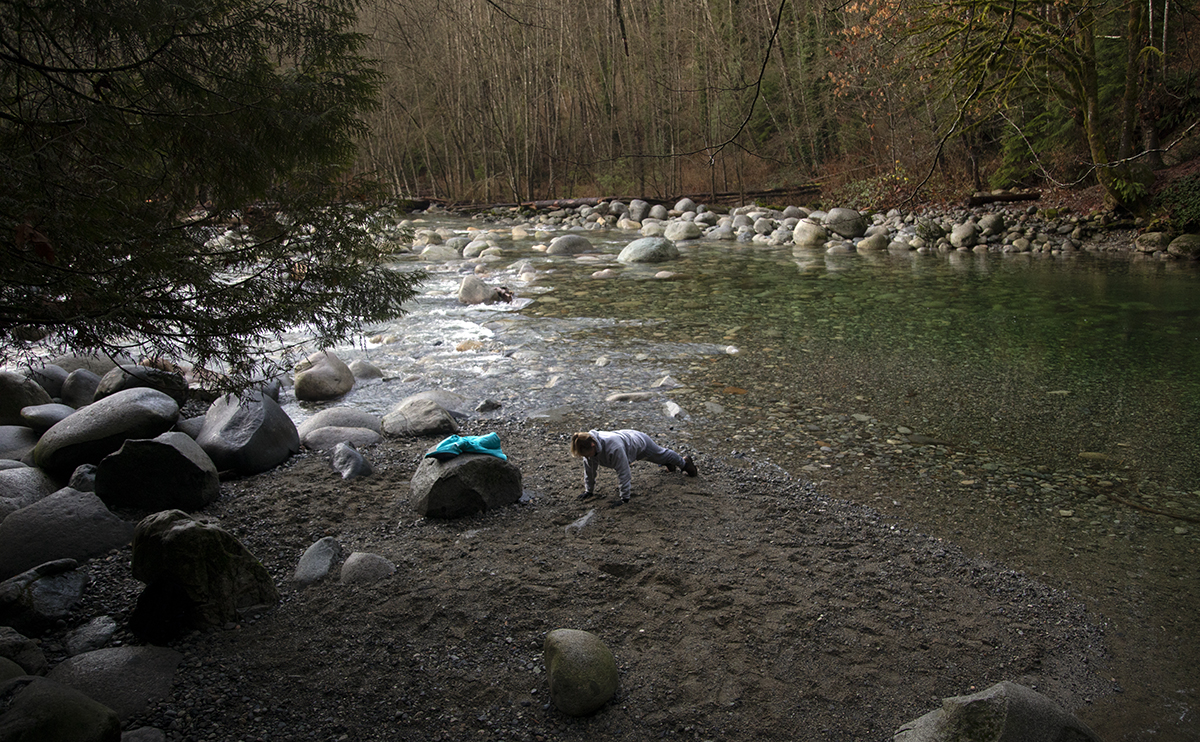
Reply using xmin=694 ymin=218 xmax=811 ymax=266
xmin=436 ymin=194 xmax=1198 ymax=261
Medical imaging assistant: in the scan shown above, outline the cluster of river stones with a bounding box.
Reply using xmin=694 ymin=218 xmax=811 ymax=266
xmin=405 ymin=195 xmax=1200 ymax=261
xmin=0 ymin=350 xmax=563 ymax=741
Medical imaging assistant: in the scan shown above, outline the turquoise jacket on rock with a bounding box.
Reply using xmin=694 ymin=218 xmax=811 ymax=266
xmin=425 ymin=432 xmax=507 ymax=461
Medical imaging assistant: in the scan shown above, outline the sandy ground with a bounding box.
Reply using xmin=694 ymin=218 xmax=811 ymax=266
xmin=63 ymin=415 xmax=1124 ymax=742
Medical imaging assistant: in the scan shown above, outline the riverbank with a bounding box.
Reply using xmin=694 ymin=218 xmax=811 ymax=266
xmin=74 ymin=416 xmax=1117 ymax=742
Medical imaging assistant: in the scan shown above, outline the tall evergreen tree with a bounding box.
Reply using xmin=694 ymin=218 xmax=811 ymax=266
xmin=1 ymin=0 xmax=421 ymax=385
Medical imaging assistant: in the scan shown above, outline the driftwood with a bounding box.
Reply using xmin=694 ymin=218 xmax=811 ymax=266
xmin=967 ymin=190 xmax=1041 ymax=207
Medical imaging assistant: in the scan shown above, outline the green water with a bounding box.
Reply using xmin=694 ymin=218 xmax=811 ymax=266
xmin=526 ymin=243 xmax=1200 ymax=497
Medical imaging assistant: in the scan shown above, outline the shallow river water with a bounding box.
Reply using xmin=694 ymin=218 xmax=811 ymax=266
xmin=297 ymin=217 xmax=1200 ymax=511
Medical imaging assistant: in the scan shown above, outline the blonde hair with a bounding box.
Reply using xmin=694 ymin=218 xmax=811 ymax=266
xmin=569 ymin=432 xmax=595 ymax=457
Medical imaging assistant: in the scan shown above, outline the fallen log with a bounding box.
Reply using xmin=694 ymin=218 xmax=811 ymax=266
xmin=967 ymin=190 xmax=1041 ymax=207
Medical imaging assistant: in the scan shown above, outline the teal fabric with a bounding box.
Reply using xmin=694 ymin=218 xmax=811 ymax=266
xmin=425 ymin=432 xmax=507 ymax=461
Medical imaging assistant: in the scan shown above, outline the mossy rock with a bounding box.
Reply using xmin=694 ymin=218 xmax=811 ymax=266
xmin=544 ymin=629 xmax=618 ymax=716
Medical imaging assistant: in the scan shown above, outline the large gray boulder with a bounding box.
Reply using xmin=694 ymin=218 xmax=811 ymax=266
xmin=382 ymin=397 xmax=459 ymax=438
xmin=0 ymin=426 xmax=39 ymax=463
xmin=893 ymin=681 xmax=1102 ymax=742
xmin=627 ymin=199 xmax=651 ymax=223
xmin=792 ymin=220 xmax=828 ymax=248
xmin=456 ymin=275 xmax=513 ymax=305
xmin=0 ymin=491 xmax=132 ymax=581
xmin=617 ymin=237 xmax=679 ymax=264
xmin=25 ymin=364 xmax=68 ymax=399
xmin=293 ymin=351 xmax=354 ymax=402
xmin=0 ymin=559 xmax=90 ymax=635
xmin=129 ymin=510 xmax=279 ymax=641
xmin=92 ymin=366 xmax=187 ymax=406
xmin=1167 ymin=233 xmax=1200 ymax=259
xmin=94 ymin=432 xmax=219 ymax=512
xmin=544 ymin=628 xmax=619 ymax=716
xmin=196 ymin=391 xmax=299 ymax=476
xmin=662 ymin=221 xmax=702 ymax=241
xmin=950 ymin=221 xmax=979 ymax=248
xmin=0 ymin=465 xmax=59 ymax=522
xmin=32 ymin=388 xmax=180 ymax=477
xmin=47 ymin=646 xmax=183 ymax=723
xmin=1134 ymin=231 xmax=1171 ymax=253
xmin=546 ymin=234 xmax=594 ymax=255
xmin=822 ymin=208 xmax=868 ymax=238
xmin=0 ymin=371 xmax=53 ymax=426
xmin=0 ymin=675 xmax=122 ymax=742
xmin=0 ymin=626 xmax=48 ymax=675
xmin=409 ymin=453 xmax=522 ymax=518
xmin=59 ymin=369 xmax=102 ymax=409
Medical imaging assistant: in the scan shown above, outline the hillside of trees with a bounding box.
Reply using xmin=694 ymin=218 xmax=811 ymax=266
xmin=354 ymin=0 xmax=1200 ymax=212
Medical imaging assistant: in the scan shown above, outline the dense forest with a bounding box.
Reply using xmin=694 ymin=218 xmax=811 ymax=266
xmin=354 ymin=0 xmax=1200 ymax=210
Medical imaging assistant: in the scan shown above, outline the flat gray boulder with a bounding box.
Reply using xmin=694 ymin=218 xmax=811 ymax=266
xmin=0 ymin=371 xmax=53 ymax=426
xmin=0 ymin=466 xmax=59 ymax=522
xmin=0 ymin=425 xmax=39 ymax=463
xmin=297 ymin=407 xmax=381 ymax=438
xmin=32 ymin=388 xmax=180 ymax=477
xmin=47 ymin=646 xmax=183 ymax=723
xmin=339 ymin=552 xmax=396 ymax=585
xmin=382 ymin=397 xmax=459 ymax=438
xmin=19 ymin=403 xmax=76 ymax=433
xmin=409 ymin=453 xmax=522 ymax=518
xmin=0 ymin=559 xmax=90 ymax=636
xmin=94 ymin=432 xmax=219 ymax=511
xmin=130 ymin=510 xmax=279 ymax=640
xmin=93 ymin=366 xmax=187 ymax=406
xmin=196 ymin=391 xmax=299 ymax=476
xmin=293 ymin=351 xmax=354 ymax=402
xmin=893 ymin=681 xmax=1102 ymax=742
xmin=546 ymin=234 xmax=594 ymax=255
xmin=617 ymin=236 xmax=679 ymax=264
xmin=0 ymin=491 xmax=132 ymax=581
xmin=302 ymin=426 xmax=381 ymax=452
xmin=0 ymin=675 xmax=122 ymax=742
